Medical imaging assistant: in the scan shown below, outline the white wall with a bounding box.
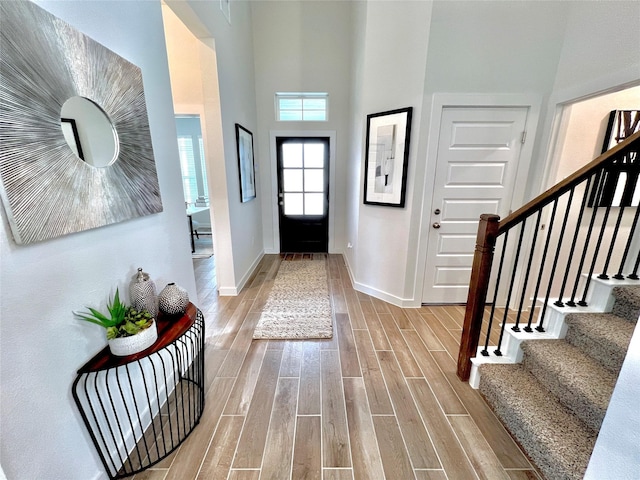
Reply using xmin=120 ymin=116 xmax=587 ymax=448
xmin=411 ymin=1 xmax=571 ymax=305
xmin=250 ymin=1 xmax=352 ymax=254
xmin=170 ymin=0 xmax=264 ymax=294
xmin=344 ymin=0 xmax=368 ymax=275
xmin=348 ymin=1 xmax=432 ymax=305
xmin=554 ymin=87 xmax=640 ymax=183
xmin=585 ymin=317 xmax=640 ymax=479
xmin=0 ymin=1 xmax=196 ymax=478
xmin=552 ymin=1 xmax=640 ymax=99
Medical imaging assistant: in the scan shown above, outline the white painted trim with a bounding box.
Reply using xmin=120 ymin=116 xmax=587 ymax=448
xmin=550 ymin=72 xmax=640 ymax=111
xmin=268 ymin=130 xmax=337 ymax=253
xmin=468 ymin=275 xmax=632 ymax=389
xmin=416 ymin=93 xmax=543 ymax=304
xmin=218 ymin=286 xmax=238 ymax=296
xmin=352 ymin=280 xmax=420 ymax=308
xmin=219 ymin=251 xmax=264 ymax=296
xmin=342 ymin=248 xmax=357 ymax=288
xmin=538 ymin=79 xmax=640 ymax=204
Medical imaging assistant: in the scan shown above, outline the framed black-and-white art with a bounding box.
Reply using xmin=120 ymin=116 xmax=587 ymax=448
xmin=588 ymin=109 xmax=640 ymax=208
xmin=363 ymin=107 xmax=413 ymax=207
xmin=235 ymin=123 xmax=256 ymax=203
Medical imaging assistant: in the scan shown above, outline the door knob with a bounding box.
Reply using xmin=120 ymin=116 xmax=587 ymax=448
xmin=432 ymin=222 xmax=441 ymax=229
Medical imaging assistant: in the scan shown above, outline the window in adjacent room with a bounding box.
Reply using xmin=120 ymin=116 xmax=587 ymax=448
xmin=176 ymin=115 xmax=209 ymax=207
xmin=276 ymin=93 xmax=329 ymax=122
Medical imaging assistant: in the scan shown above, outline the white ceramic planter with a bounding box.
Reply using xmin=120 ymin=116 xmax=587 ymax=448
xmin=108 ymin=321 xmax=158 ymax=356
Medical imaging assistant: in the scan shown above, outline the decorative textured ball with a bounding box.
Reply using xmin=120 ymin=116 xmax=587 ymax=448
xmin=158 ymin=282 xmax=189 ymax=315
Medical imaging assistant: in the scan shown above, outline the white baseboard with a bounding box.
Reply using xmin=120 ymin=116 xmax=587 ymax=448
xmin=341 ymin=252 xmax=420 ymax=307
xmin=220 ymin=251 xmax=264 ymax=297
xmin=351 ymin=280 xmax=419 ymax=308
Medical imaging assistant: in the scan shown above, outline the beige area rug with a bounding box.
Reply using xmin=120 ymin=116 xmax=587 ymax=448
xmin=253 ymin=258 xmax=333 ymax=339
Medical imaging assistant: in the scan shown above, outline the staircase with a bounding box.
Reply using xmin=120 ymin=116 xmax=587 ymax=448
xmin=478 ymin=285 xmax=640 ymax=480
xmin=456 ymin=131 xmax=640 ymax=480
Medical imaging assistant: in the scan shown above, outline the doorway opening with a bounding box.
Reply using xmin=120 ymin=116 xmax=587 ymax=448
xmin=162 ymin=3 xmax=226 ymax=280
xmin=176 ymin=114 xmax=214 ymax=257
xmin=540 ymin=84 xmax=640 ymax=289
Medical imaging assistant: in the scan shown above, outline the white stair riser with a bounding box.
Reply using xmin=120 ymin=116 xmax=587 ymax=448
xmin=469 ymin=275 xmax=631 ymax=389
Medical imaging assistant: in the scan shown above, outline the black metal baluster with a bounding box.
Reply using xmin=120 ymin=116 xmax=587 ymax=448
xmin=629 ymin=250 xmax=640 ymax=280
xmin=518 ymin=211 xmax=542 ymax=332
xmin=559 ymin=178 xmax=591 ymax=306
xmin=599 ymin=205 xmax=626 ymax=280
xmin=580 ymin=200 xmax=613 ymax=303
xmin=507 ymin=221 xmax=528 ymax=333
xmin=570 ymin=172 xmax=605 ymax=306
xmin=551 ymin=187 xmax=575 ymax=307
xmin=614 ymin=204 xmax=640 ymax=279
xmin=539 ymin=196 xmax=574 ymax=331
xmin=482 ymin=231 xmax=509 ymax=356
xmin=527 ymin=201 xmax=559 ymax=329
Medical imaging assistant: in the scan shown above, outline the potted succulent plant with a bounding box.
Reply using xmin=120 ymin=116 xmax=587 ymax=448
xmin=75 ymin=288 xmax=158 ymax=356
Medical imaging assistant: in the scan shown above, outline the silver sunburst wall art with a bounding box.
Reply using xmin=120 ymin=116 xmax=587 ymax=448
xmin=0 ymin=0 xmax=163 ymax=245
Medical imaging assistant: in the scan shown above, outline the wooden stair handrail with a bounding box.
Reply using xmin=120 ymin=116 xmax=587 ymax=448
xmin=456 ymin=130 xmax=640 ymax=382
xmin=457 ymin=214 xmax=500 ymax=381
xmin=500 ymin=130 xmax=640 ymax=234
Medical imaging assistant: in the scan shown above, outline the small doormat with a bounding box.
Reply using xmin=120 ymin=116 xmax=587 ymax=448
xmin=253 ymin=258 xmax=333 ymax=339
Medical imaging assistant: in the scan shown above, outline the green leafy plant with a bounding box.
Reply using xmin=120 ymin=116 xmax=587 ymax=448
xmin=75 ymin=288 xmax=154 ymax=340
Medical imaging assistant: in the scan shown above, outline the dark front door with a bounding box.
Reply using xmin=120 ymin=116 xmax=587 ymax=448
xmin=277 ymin=137 xmax=329 ymax=252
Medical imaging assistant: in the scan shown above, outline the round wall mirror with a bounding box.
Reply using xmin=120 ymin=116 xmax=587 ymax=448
xmin=60 ymin=96 xmax=119 ymax=168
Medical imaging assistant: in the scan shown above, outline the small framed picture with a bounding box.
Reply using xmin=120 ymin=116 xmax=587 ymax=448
xmin=235 ymin=123 xmax=256 ymax=203
xmin=363 ymin=107 xmax=413 ymax=207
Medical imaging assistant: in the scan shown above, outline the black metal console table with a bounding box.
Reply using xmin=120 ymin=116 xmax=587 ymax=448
xmin=72 ymin=303 xmax=205 ymax=479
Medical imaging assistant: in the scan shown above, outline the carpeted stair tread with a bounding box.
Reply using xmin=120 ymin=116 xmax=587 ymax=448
xmin=520 ymin=340 xmax=616 ymax=432
xmin=611 ymin=285 xmax=640 ymax=322
xmin=565 ymin=312 xmax=635 ymax=373
xmin=479 ymin=363 xmax=596 ymax=480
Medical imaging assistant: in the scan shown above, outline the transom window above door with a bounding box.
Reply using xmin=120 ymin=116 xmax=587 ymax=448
xmin=275 ymin=93 xmax=328 ymax=122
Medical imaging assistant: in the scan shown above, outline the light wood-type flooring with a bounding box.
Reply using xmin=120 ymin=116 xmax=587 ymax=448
xmin=132 ymin=253 xmax=541 ymax=480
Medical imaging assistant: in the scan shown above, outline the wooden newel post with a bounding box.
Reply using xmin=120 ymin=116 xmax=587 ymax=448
xmin=457 ymin=214 xmax=500 ymax=381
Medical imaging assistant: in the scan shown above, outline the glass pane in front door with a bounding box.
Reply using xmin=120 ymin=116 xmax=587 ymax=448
xmin=277 ymin=137 xmax=329 ymax=252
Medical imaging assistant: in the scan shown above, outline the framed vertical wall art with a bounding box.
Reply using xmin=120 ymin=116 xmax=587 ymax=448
xmin=363 ymin=107 xmax=413 ymax=207
xmin=588 ymin=109 xmax=640 ymax=208
xmin=235 ymin=123 xmax=256 ymax=203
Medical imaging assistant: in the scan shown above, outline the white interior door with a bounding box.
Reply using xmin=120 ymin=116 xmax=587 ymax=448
xmin=422 ymin=106 xmax=529 ymax=303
